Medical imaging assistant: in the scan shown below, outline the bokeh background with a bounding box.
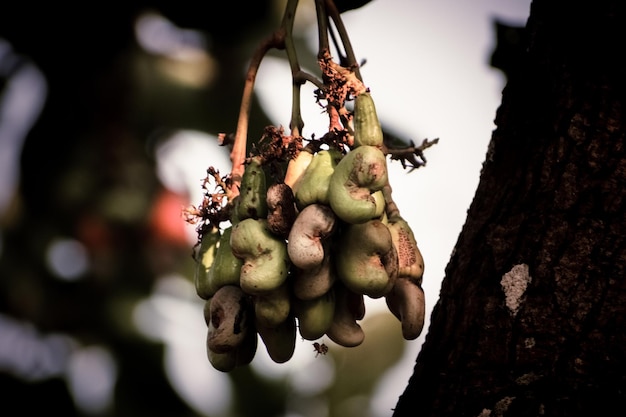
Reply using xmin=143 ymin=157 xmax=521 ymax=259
xmin=0 ymin=1 xmax=530 ymax=416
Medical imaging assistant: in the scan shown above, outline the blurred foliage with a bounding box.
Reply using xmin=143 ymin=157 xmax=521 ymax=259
xmin=0 ymin=1 xmax=413 ymax=417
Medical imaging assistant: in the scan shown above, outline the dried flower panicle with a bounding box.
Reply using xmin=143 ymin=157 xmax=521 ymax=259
xmin=184 ymin=166 xmax=233 ymax=242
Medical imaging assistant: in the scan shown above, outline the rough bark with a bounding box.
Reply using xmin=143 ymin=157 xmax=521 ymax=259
xmin=393 ymin=1 xmax=626 ymax=416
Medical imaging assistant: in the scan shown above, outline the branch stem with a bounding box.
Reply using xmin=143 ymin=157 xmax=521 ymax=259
xmin=229 ymin=28 xmax=286 ymax=199
xmin=324 ymin=0 xmax=362 ymax=81
xmin=282 ymin=0 xmax=305 ymax=137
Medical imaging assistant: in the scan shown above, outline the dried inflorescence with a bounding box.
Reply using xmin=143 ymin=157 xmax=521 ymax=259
xmin=184 ymin=167 xmax=233 ymax=241
xmin=318 ymin=50 xmax=365 ymax=111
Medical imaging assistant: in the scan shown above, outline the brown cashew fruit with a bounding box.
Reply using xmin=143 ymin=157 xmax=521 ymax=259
xmin=385 ymin=277 xmax=425 ymax=340
xmin=256 ymin=314 xmax=297 ymax=364
xmin=326 ymin=281 xmax=365 ymax=347
xmin=253 ymin=281 xmax=291 ymax=329
xmin=292 ymin=253 xmax=336 ymax=301
xmin=293 ymin=289 xmax=335 ymax=340
xmin=335 ymin=219 xmax=398 ymax=298
xmin=266 ymin=182 xmax=297 ymax=239
xmin=287 ymin=203 xmax=337 ymax=270
xmin=230 ymin=218 xmax=290 ymax=295
xmin=206 ymin=285 xmax=252 ymax=354
xmin=207 ymin=323 xmax=258 ymax=372
xmin=295 ymin=148 xmax=343 ymax=209
xmin=328 ymin=145 xmax=388 ymax=224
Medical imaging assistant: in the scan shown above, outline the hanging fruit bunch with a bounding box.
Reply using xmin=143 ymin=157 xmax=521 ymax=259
xmin=184 ymin=0 xmax=438 ymax=372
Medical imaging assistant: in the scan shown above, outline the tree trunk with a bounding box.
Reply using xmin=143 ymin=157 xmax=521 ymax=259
xmin=393 ymin=1 xmax=626 ymax=416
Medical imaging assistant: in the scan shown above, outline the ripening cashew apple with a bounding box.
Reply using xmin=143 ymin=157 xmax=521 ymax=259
xmin=295 ymin=148 xmax=343 ymax=209
xmin=292 ymin=254 xmax=336 ymax=301
xmin=284 ymin=147 xmax=314 ymax=192
xmin=335 ymin=219 xmax=399 ymax=298
xmin=230 ymin=218 xmax=290 ymax=295
xmin=287 ymin=203 xmax=337 ymax=271
xmin=328 ymin=145 xmax=388 ymax=224
xmin=387 ymin=214 xmax=425 ymax=285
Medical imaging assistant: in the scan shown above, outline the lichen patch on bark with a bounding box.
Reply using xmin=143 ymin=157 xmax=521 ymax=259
xmin=500 ymin=263 xmax=531 ymax=316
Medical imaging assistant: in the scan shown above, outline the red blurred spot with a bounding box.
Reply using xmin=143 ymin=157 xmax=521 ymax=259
xmin=148 ymin=188 xmax=191 ymax=247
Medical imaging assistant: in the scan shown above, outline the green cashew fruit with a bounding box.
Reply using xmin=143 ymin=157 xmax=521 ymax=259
xmin=295 ymin=148 xmax=343 ymax=209
xmin=256 ymin=314 xmax=297 ymax=364
xmin=335 ymin=219 xmax=398 ymax=298
xmin=326 ymin=281 xmax=365 ymax=347
xmin=199 ymin=226 xmax=243 ymax=298
xmin=237 ymin=156 xmax=268 ymax=220
xmin=328 ymin=145 xmax=388 ymax=224
xmin=194 ymin=227 xmax=221 ymax=300
xmin=253 ymin=281 xmax=291 ymax=329
xmin=293 ymin=289 xmax=335 ymax=340
xmin=230 ymin=218 xmax=290 ymax=295
xmin=354 ymin=91 xmax=384 ymax=148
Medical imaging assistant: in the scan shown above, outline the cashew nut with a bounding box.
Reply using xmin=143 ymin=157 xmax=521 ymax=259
xmin=266 ymin=182 xmax=297 ymax=239
xmin=287 ymin=203 xmax=337 ymax=270
xmin=326 ymin=282 xmax=365 ymax=347
xmin=206 ymin=285 xmax=252 ymax=353
xmin=385 ymin=277 xmax=425 ymax=340
xmin=256 ymin=315 xmax=297 ymax=364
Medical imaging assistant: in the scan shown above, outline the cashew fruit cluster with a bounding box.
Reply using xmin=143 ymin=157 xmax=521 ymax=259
xmin=194 ymin=91 xmax=426 ymax=372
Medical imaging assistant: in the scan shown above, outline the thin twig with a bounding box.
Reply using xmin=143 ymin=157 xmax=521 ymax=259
xmin=382 ymin=180 xmax=401 ymax=222
xmin=315 ymin=0 xmax=330 ymax=56
xmin=229 ymin=29 xmax=286 ymax=199
xmin=324 ymin=0 xmax=362 ymax=81
xmin=294 ymin=70 xmax=326 ymax=91
xmin=282 ymin=0 xmax=305 ymax=137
